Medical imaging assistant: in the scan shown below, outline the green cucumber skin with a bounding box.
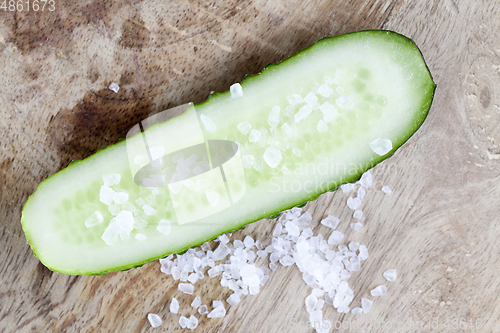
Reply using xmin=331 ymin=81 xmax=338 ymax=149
xmin=21 ymin=30 xmax=436 ymax=275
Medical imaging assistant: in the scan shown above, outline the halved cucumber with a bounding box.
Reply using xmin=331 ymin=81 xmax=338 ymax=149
xmin=21 ymin=30 xmax=435 ymax=275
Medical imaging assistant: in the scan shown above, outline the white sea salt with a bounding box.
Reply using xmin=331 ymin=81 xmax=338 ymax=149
xmin=147 ymin=313 xmax=162 ymax=327
xmin=341 ymin=183 xmax=355 ymax=193
xmin=362 ymin=298 xmax=373 ymax=313
xmin=318 ymin=83 xmax=333 ymax=97
xmin=371 ymin=285 xmax=387 ymax=296
xmin=383 ymin=269 xmax=397 ymax=282
xmin=170 ymin=297 xmax=179 ymax=313
xmin=230 ymin=83 xmax=243 ymax=98
xmin=206 ymin=189 xmax=220 ymax=207
xmin=328 ymin=231 xmax=344 ymax=245
xmin=382 ymin=185 xmax=392 ymax=195
xmin=135 ymin=233 xmax=147 ymax=241
xmin=102 ymin=173 xmax=121 ymax=186
xmin=347 ymin=197 xmax=362 ymax=210
xmin=198 ymin=305 xmax=208 ymax=315
xmin=207 ymin=304 xmax=226 ymax=318
xmin=287 ymin=94 xmax=303 ymax=105
xmin=321 ymin=215 xmax=339 ymax=229
xmin=85 ymin=211 xmax=103 ymax=228
xmin=304 ymin=92 xmax=318 ymax=105
xmin=353 ymin=210 xmax=363 ymax=219
xmin=227 ymin=293 xmax=241 ymax=306
xmin=359 ymin=171 xmax=372 ymax=188
xmin=179 ymin=316 xmax=189 ymax=328
xmin=358 ymin=245 xmax=369 ymax=260
xmin=281 ymin=123 xmax=293 ymax=138
xmin=99 ymin=185 xmax=116 ymax=205
xmin=187 ymin=315 xmax=198 ymax=329
xmin=357 ymin=187 xmax=366 ymax=201
xmin=157 ymin=219 xmax=171 ymax=235
xmin=200 ymin=114 xmax=216 ymax=132
xmin=351 ymin=307 xmax=363 ymax=314
xmin=263 ymin=146 xmax=282 ymax=168
xmin=143 ymin=204 xmax=157 ymax=215
xmin=191 ymin=295 xmax=202 ymax=308
xmin=101 ymin=221 xmax=120 ymax=246
xmin=268 ymin=106 xmax=280 ymax=127
xmin=242 ymin=154 xmax=254 ymax=168
xmin=317 ymin=120 xmax=328 ymax=133
xmin=249 ymin=129 xmax=261 ymax=143
xmin=369 ymin=138 xmax=392 ymax=156
xmin=351 ymin=222 xmax=363 ymax=231
xmin=109 ymin=82 xmax=120 ymax=93
xmin=178 ymin=283 xmax=194 ymax=295
xmin=292 ymin=148 xmax=301 ymax=157
xmin=116 ymin=210 xmax=134 ymax=232
xmin=295 ymin=104 xmax=313 ymax=122
xmin=319 ymin=102 xmax=338 ymax=122
xmin=336 ymin=95 xmax=354 ymax=110
xmin=237 ymin=121 xmax=252 ymax=135
xmin=305 ymin=294 xmax=318 ymax=314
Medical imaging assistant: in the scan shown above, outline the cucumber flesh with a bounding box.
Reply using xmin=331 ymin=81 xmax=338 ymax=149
xmin=21 ymin=30 xmax=435 ymax=275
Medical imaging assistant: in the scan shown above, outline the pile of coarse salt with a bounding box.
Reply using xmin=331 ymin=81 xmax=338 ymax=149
xmin=148 ymin=171 xmax=397 ymax=331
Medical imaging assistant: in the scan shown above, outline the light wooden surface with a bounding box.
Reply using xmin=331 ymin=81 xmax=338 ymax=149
xmin=1 ymin=0 xmax=500 ymax=332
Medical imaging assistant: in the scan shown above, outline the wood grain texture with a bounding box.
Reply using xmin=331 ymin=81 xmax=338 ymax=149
xmin=1 ymin=0 xmax=499 ymax=332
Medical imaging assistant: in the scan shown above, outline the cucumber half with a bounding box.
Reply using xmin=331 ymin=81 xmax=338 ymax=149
xmin=21 ymin=30 xmax=435 ymax=275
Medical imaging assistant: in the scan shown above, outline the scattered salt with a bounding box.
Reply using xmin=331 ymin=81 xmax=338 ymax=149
xmin=362 ymin=297 xmax=373 ymax=313
xmin=268 ymin=106 xmax=280 ymax=127
xmin=135 ymin=233 xmax=147 ymax=241
xmin=191 ymin=295 xmax=202 ymax=308
xmin=200 ymin=114 xmax=216 ymax=132
xmin=319 ymin=102 xmax=338 ymax=122
xmin=170 ymin=297 xmax=179 ymax=313
xmin=207 ymin=304 xmax=226 ymax=318
xmin=143 ymin=204 xmax=157 ymax=215
xmin=318 ymin=83 xmax=333 ymax=97
xmin=179 ymin=316 xmax=189 ymax=328
xmin=382 ymin=185 xmax=392 ymax=195
xmin=351 ymin=307 xmax=363 ymax=315
xmin=351 ymin=222 xmax=363 ymax=231
xmin=187 ymin=315 xmax=198 ymax=329
xmin=206 ymin=189 xmax=221 ymax=207
xmin=347 ymin=197 xmax=362 ymax=210
xmin=147 ymin=313 xmax=162 ymax=327
xmin=249 ymin=129 xmax=261 ymax=143
xmin=383 ymin=269 xmax=397 ymax=282
xmin=321 ymin=215 xmax=339 ymax=229
xmin=295 ymin=104 xmax=313 ymax=122
xmin=116 ymin=210 xmax=134 ymax=232
xmin=353 ymin=210 xmax=363 ymax=219
xmin=242 ymin=154 xmax=255 ymax=168
xmin=198 ymin=305 xmax=208 ymax=315
xmin=292 ymin=148 xmax=301 ymax=157
xmin=102 ymin=173 xmax=121 ymax=186
xmin=371 ymin=285 xmax=387 ymax=296
xmin=287 ymin=94 xmax=304 ymax=105
xmin=328 ymin=231 xmax=344 ymax=245
xmin=227 ymin=293 xmax=241 ymax=306
xmin=358 ymin=245 xmax=369 ymax=260
xmin=157 ymin=219 xmax=171 ymax=235
xmin=101 ymin=221 xmax=120 ymax=246
xmin=304 ymin=92 xmax=318 ymax=105
xmin=341 ymin=183 xmax=355 ymax=193
xmin=230 ymin=83 xmax=243 ymax=98
xmin=369 ymin=138 xmax=392 ymax=156
xmin=357 ymin=187 xmax=366 ymax=200
xmin=263 ymin=146 xmax=282 ymax=168
xmin=99 ymin=186 xmax=116 ymax=205
xmin=237 ymin=121 xmax=252 ymax=135
xmin=359 ymin=171 xmax=372 ymax=189
xmin=178 ymin=283 xmax=194 ymax=295
xmin=109 ymin=82 xmax=120 ymax=93
xmin=336 ymin=95 xmax=354 ymax=110
xmin=281 ymin=123 xmax=293 ymax=138
xmin=85 ymin=211 xmax=103 ymax=228
xmin=317 ymin=120 xmax=328 ymax=133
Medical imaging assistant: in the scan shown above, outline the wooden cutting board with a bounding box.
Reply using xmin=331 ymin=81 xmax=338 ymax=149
xmin=2 ymin=0 xmax=500 ymax=332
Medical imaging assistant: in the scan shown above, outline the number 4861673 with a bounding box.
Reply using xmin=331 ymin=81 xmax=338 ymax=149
xmin=1 ymin=0 xmax=56 ymax=11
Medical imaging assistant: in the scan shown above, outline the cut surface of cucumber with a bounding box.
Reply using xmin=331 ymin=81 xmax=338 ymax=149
xmin=21 ymin=30 xmax=435 ymax=275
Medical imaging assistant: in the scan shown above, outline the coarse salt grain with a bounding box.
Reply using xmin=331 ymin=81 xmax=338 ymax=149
xmin=147 ymin=313 xmax=162 ymax=327
xmin=351 ymin=222 xmax=363 ymax=231
xmin=383 ymin=269 xmax=397 ymax=282
xmin=371 ymin=285 xmax=387 ymax=296
xmin=170 ymin=297 xmax=179 ymax=313
xmin=178 ymin=283 xmax=194 ymax=295
xmin=230 ymin=83 xmax=243 ymax=98
xmin=191 ymin=295 xmax=202 ymax=308
xmin=109 ymin=83 xmax=120 ymax=93
xmin=382 ymin=185 xmax=392 ymax=195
